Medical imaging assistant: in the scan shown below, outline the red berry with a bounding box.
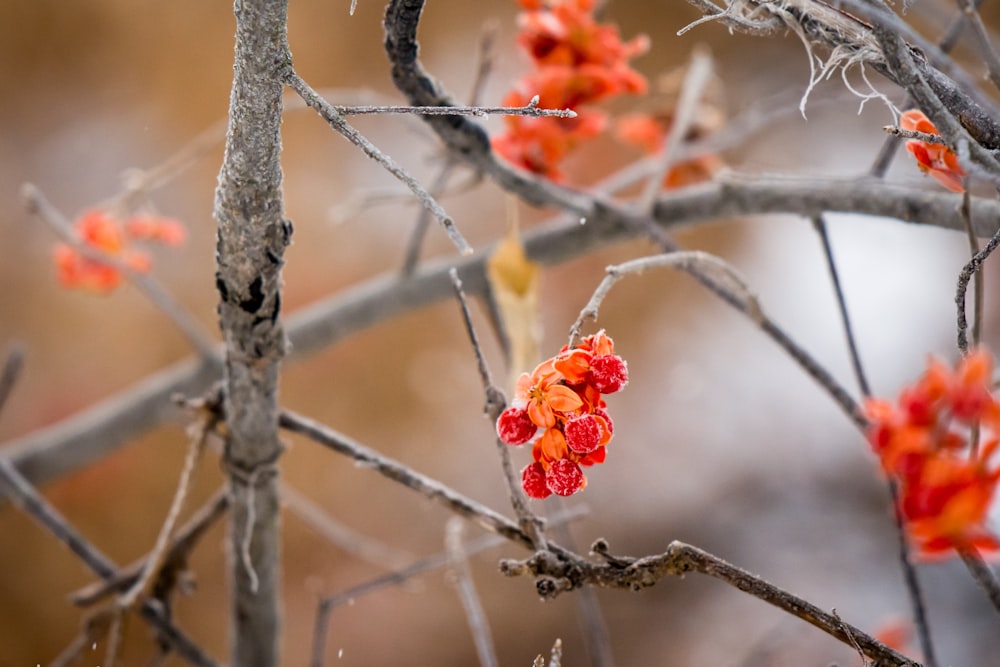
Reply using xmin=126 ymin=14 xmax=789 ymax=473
xmin=564 ymin=414 xmax=601 ymax=454
xmin=546 ymin=458 xmax=585 ymax=496
xmin=593 ymin=407 xmax=614 ymax=436
xmin=497 ymin=406 xmax=537 ymax=445
xmin=521 ymin=462 xmax=552 ymax=499
xmin=588 ymin=355 xmax=628 ymax=393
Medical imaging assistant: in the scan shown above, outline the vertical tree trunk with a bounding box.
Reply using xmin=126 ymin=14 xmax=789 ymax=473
xmin=213 ymin=1 xmax=291 ymax=665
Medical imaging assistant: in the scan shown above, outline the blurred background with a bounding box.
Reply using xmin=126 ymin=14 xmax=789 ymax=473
xmin=2 ymin=0 xmax=1000 ymax=665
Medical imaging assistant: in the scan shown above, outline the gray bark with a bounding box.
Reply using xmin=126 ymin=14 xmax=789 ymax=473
xmin=213 ymin=1 xmax=292 ymax=665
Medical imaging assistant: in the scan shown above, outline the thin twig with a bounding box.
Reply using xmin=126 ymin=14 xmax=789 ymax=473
xmin=887 ymin=480 xmax=938 ymax=667
xmin=22 ymin=183 xmax=219 ymax=360
xmin=330 ymin=99 xmax=575 ymax=119
xmin=283 ymin=68 xmax=473 ymax=256
xmin=71 ymin=489 xmax=230 ymax=606
xmin=637 ymin=46 xmax=714 ymax=212
xmin=0 ymin=343 xmax=25 ymax=415
xmin=449 ymin=269 xmax=547 ymax=550
xmin=882 ymin=126 xmax=951 ymax=146
xmin=309 ymin=507 xmax=587 ymax=667
xmin=0 ymin=457 xmax=220 ymax=666
xmin=569 ymin=251 xmax=763 ymax=345
xmin=400 ymin=22 xmax=497 ymax=275
xmin=280 ymin=408 xmax=553 ymax=552
xmin=958 ymin=546 xmax=1000 ymax=616
xmin=959 ymin=189 xmax=983 ymax=351
xmin=957 ymin=226 xmax=1000 ymax=353
xmin=811 ymin=215 xmax=871 ymax=396
xmin=117 ymin=413 xmax=211 ymax=609
xmin=445 ymin=519 xmax=499 ymax=667
xmin=955 ymin=0 xmax=1000 ymax=91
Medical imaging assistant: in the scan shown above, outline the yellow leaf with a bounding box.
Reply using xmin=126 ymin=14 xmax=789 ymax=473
xmin=486 ymin=200 xmax=541 ymax=391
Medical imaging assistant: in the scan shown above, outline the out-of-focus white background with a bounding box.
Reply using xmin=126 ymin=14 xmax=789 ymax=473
xmin=1 ymin=1 xmax=999 ymax=665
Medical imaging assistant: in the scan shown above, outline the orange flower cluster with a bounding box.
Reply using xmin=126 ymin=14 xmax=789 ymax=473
xmin=865 ymin=348 xmax=1000 ymax=558
xmin=492 ymin=0 xmax=649 ymax=180
xmin=496 ymin=330 xmax=628 ymax=498
xmin=899 ymin=109 xmax=966 ymax=193
xmin=53 ymin=210 xmax=187 ymax=293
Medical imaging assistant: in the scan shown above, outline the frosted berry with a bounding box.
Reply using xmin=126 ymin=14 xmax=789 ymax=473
xmin=564 ymin=414 xmax=601 ymax=454
xmin=594 ymin=407 xmax=613 ymax=435
xmin=546 ymin=458 xmax=585 ymax=496
xmin=588 ymin=355 xmax=628 ymax=393
xmin=522 ymin=462 xmax=552 ymax=499
xmin=497 ymin=406 xmax=537 ymax=445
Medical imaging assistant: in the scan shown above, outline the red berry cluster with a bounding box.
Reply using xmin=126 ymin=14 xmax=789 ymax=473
xmin=496 ymin=330 xmax=628 ymax=498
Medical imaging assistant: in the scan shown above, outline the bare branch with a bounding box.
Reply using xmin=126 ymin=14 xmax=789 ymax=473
xmin=331 ymin=99 xmax=575 ymax=119
xmin=637 ymin=46 xmax=715 ymax=212
xmin=446 ymin=519 xmax=499 ymax=667
xmin=958 ymin=546 xmax=1000 ymax=616
xmin=501 ymin=539 xmax=921 ymax=667
xmin=213 ymin=0 xmax=292 ymax=662
xmin=283 ymin=68 xmax=473 ymax=256
xmin=0 ymin=456 xmax=220 ymax=666
xmin=10 ymin=177 xmax=1000 ymax=500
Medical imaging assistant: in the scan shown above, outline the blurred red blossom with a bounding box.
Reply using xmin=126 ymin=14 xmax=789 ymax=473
xmin=497 ymin=330 xmax=627 ymax=498
xmin=493 ymin=0 xmax=648 ymax=180
xmin=899 ymin=109 xmax=967 ymax=193
xmin=864 ymin=348 xmax=1000 ymax=558
xmin=53 ymin=209 xmax=187 ymax=294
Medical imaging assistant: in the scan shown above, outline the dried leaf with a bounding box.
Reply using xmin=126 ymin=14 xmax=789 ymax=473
xmin=486 ymin=202 xmax=541 ymax=391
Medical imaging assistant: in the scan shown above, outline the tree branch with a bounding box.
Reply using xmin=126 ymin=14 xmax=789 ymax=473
xmin=213 ymin=0 xmax=292 ymax=663
xmin=6 ymin=177 xmax=1000 ymax=502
